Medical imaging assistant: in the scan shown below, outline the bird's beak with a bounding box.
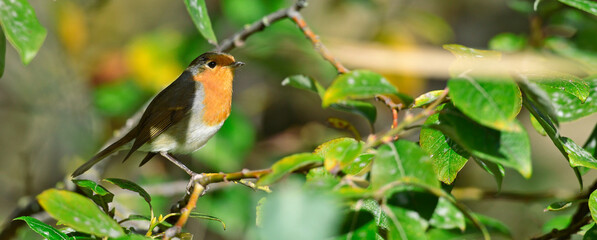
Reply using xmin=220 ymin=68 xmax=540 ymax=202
xmin=230 ymin=61 xmax=245 ymax=68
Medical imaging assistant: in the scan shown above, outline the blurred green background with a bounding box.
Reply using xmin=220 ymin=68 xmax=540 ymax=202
xmin=1 ymin=0 xmax=597 ymax=239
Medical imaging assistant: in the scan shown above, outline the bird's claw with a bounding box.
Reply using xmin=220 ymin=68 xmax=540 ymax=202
xmin=187 ymin=173 xmax=204 ymax=194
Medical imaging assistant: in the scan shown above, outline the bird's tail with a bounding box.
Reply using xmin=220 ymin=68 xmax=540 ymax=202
xmin=71 ymin=128 xmax=137 ymax=177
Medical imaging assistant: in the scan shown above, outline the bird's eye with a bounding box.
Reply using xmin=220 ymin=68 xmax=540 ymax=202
xmin=207 ymin=61 xmax=217 ymax=69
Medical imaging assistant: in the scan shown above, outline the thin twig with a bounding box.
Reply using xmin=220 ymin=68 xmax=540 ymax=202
xmin=287 ymin=10 xmax=349 ymax=74
xmin=216 ymin=0 xmax=307 ymax=52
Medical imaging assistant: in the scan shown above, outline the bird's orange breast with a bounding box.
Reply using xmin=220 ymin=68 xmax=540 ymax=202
xmin=193 ymin=67 xmax=234 ymax=126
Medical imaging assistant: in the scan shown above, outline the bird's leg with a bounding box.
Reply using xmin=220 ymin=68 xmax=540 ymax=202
xmin=159 ymin=152 xmax=196 ymax=176
xmin=159 ymin=152 xmax=204 ymax=193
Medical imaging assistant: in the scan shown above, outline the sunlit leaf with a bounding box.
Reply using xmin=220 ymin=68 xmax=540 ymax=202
xmin=282 ymin=74 xmax=325 ymax=96
xmin=371 ymin=140 xmax=439 ymax=190
xmin=429 ymin=197 xmax=465 ymax=231
xmin=430 ymin=104 xmax=532 ymax=178
xmin=542 ymin=75 xmax=597 ymax=122
xmin=384 ymin=205 xmax=428 ymax=240
xmin=322 ymin=70 xmax=398 ymax=107
xmin=257 ymin=153 xmax=323 ymax=186
xmin=183 ymin=0 xmax=217 ymax=44
xmin=0 ymin=0 xmax=47 ymax=64
xmin=420 ymin=106 xmax=469 ymax=184
xmin=14 ymin=216 xmax=69 ymax=240
xmin=559 ymin=0 xmax=597 ymax=16
xmin=562 ymin=137 xmax=597 ymax=169
xmin=314 ymin=138 xmax=363 ymax=174
xmin=545 ymin=201 xmax=574 ymax=211
xmin=590 ymin=190 xmax=597 ymax=223
xmin=37 ymin=189 xmax=124 ymax=238
xmin=525 ymin=71 xmax=590 ymax=103
xmin=448 ymin=76 xmax=522 ymax=132
xmin=530 ymin=114 xmax=547 ymax=136
xmin=410 ymin=90 xmax=446 ymax=109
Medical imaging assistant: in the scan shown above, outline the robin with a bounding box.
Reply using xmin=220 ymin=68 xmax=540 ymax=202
xmin=72 ymin=52 xmax=244 ymax=178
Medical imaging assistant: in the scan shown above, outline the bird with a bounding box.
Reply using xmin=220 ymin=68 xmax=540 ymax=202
xmin=72 ymin=52 xmax=244 ymax=178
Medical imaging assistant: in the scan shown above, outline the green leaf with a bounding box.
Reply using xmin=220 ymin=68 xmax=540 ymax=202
xmin=410 ymin=90 xmax=446 ymax=109
xmin=114 ymin=235 xmax=154 ymax=240
xmin=104 ymin=178 xmax=152 ymax=211
xmin=562 ymin=137 xmax=597 ymax=169
xmin=420 ymin=108 xmax=469 ymax=184
xmin=448 ymin=76 xmax=522 ymax=132
xmin=189 ymin=212 xmax=226 ymax=230
xmin=527 ymin=71 xmax=590 ymax=103
xmin=542 ymin=75 xmax=597 ymax=122
xmin=305 ymin=167 xmax=341 ymax=191
xmin=429 ymin=197 xmax=466 ymax=231
xmin=384 ymin=205 xmax=428 ymax=240
xmin=584 ymin=123 xmax=597 ymax=158
xmin=338 ymin=199 xmax=387 ymax=239
xmin=281 ymin=74 xmax=325 ymax=97
xmin=530 ymin=114 xmax=547 ymax=136
xmin=72 ymin=179 xmax=114 ymax=215
xmin=183 ymin=0 xmax=217 ymax=45
xmin=472 ymin=157 xmax=505 ymax=191
xmin=343 ymin=153 xmax=374 ymax=176
xmin=559 ymin=0 xmax=597 ymax=16
xmin=257 ymin=153 xmax=323 ymax=186
xmin=545 ymin=201 xmax=574 ymax=211
xmin=0 ymin=0 xmax=46 ymax=64
xmin=488 ymin=33 xmax=527 ymax=52
xmin=330 ymin=100 xmax=377 ymax=125
xmin=322 ymin=70 xmax=398 ymax=107
xmin=73 ymin=180 xmax=111 ymax=197
xmin=371 ymin=140 xmax=439 ymax=190
xmin=590 ymin=189 xmax=597 ymax=223
xmin=314 ymin=138 xmax=363 ymax=174
xmin=585 ymin=224 xmax=597 ymax=240
xmin=37 ymin=189 xmax=124 ymax=238
xmin=14 ymin=216 xmax=70 ymax=240
xmin=0 ymin=26 xmax=5 ymax=78
xmin=430 ymin=104 xmax=532 ymax=178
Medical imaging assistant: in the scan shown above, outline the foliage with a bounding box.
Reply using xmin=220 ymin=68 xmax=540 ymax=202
xmin=9 ymin=0 xmax=597 ymax=239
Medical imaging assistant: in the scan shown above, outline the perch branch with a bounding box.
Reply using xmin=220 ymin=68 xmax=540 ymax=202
xmin=216 ymin=0 xmax=307 ymax=53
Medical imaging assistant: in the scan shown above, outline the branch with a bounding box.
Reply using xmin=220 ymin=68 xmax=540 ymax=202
xmin=216 ymin=0 xmax=307 ymax=53
xmin=287 ymin=9 xmax=348 ymax=74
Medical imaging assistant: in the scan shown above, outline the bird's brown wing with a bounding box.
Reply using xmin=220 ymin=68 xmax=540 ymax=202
xmin=122 ymin=71 xmax=196 ymax=161
xmin=71 ymin=71 xmax=197 ymax=177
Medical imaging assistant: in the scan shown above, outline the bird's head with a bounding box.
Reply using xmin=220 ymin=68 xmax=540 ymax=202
xmin=187 ymin=52 xmax=244 ymax=78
